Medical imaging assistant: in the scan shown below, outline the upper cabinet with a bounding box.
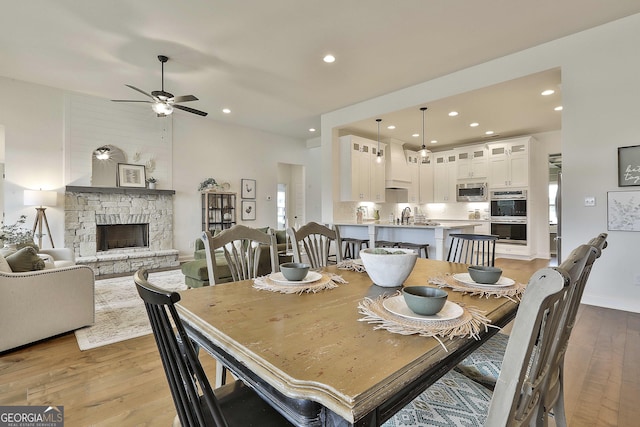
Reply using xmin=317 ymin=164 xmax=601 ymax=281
xmin=419 ymin=156 xmax=434 ymax=203
xmin=488 ymin=137 xmax=531 ymax=188
xmin=433 ymin=150 xmax=457 ymax=202
xmin=456 ymin=146 xmax=489 ymax=180
xmin=339 ymin=135 xmax=386 ymax=202
xmin=405 ymin=150 xmax=420 ymax=203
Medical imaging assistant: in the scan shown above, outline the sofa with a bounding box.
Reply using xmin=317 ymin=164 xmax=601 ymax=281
xmin=181 ymin=228 xmax=289 ymax=288
xmin=0 ymin=247 xmax=95 ymax=352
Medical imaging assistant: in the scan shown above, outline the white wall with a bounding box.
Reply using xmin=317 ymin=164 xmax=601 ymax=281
xmin=0 ymin=77 xmax=320 ymax=259
xmin=321 ymin=14 xmax=640 ymax=313
xmin=171 ymin=114 xmax=313 ymax=259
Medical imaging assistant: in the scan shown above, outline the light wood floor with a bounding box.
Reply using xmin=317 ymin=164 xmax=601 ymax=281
xmin=1 ymin=259 xmax=638 ymax=426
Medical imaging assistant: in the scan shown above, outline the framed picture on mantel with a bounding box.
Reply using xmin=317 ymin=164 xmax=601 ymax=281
xmin=618 ymin=145 xmax=640 ymax=187
xmin=117 ymin=163 xmax=146 ymax=188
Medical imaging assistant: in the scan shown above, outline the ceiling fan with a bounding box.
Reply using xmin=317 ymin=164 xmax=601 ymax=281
xmin=112 ymin=55 xmax=208 ymax=117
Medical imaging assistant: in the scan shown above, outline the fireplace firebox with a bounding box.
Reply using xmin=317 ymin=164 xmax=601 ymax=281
xmin=96 ymin=223 xmax=149 ymax=252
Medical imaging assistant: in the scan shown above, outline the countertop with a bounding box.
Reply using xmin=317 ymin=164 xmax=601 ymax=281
xmin=333 ymin=221 xmax=480 ymax=229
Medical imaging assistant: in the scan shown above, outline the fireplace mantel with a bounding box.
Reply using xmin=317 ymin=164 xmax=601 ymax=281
xmin=66 ymin=186 xmax=175 ymax=196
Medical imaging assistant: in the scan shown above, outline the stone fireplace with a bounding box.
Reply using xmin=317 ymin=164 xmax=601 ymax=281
xmin=65 ymin=186 xmax=179 ymax=276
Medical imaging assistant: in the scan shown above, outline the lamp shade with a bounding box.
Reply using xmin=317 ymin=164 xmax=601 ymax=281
xmin=24 ymin=190 xmax=57 ymax=207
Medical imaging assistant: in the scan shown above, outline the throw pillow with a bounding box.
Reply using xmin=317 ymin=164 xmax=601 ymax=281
xmin=6 ymin=246 xmax=46 ymax=272
xmin=275 ymin=230 xmax=287 ymax=244
xmin=254 ymin=226 xmax=269 ymax=234
xmin=0 ymin=253 xmax=11 ymax=273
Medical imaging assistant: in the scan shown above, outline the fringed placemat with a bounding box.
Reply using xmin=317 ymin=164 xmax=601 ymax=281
xmin=337 ymin=259 xmax=366 ymax=273
xmin=253 ymin=273 xmax=348 ymax=294
xmin=429 ymin=274 xmax=526 ymax=303
xmin=358 ymin=292 xmax=495 ymax=351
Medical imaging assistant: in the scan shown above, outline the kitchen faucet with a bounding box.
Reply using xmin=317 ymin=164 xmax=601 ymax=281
xmin=401 ymin=207 xmax=411 ymax=224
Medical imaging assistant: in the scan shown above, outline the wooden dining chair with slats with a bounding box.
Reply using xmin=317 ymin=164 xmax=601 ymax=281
xmin=452 ymin=233 xmax=608 ymax=427
xmin=383 ymin=242 xmax=595 ymax=427
xmin=134 ymin=269 xmax=293 ymax=427
xmin=287 ymin=222 xmax=342 ymax=268
xmin=200 ymin=225 xmax=278 ymax=387
xmin=447 ymin=233 xmax=498 ymax=266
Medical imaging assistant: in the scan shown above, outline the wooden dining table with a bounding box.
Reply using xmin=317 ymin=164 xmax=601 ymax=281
xmin=176 ymin=258 xmax=531 ymax=426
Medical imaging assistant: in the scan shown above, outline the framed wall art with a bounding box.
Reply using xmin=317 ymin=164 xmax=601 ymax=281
xmin=617 ymin=145 xmax=640 ymax=187
xmin=607 ymin=190 xmax=640 ymax=231
xmin=241 ymin=200 xmax=256 ymax=221
xmin=117 ymin=163 xmax=146 ymax=188
xmin=241 ymin=178 xmax=256 ymax=199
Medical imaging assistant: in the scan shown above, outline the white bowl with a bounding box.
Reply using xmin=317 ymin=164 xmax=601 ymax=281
xmin=359 ymin=248 xmax=418 ymax=287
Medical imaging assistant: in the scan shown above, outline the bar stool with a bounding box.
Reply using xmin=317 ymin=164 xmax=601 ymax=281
xmin=342 ymin=238 xmax=369 ymax=259
xmin=375 ymin=240 xmax=399 ymax=249
xmin=397 ymin=242 xmax=430 ymax=258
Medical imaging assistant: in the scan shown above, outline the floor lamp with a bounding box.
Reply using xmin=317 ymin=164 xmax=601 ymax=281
xmin=24 ymin=190 xmax=57 ymax=248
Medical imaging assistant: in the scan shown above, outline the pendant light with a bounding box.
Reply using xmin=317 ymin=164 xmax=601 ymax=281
xmin=419 ymin=107 xmax=429 ymax=159
xmin=376 ymin=118 xmax=383 ymax=163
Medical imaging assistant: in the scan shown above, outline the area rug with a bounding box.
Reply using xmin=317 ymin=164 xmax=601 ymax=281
xmin=75 ymin=269 xmax=187 ymax=351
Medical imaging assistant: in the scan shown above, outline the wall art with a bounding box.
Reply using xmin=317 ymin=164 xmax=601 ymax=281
xmin=607 ymin=190 xmax=640 ymax=231
xmin=117 ymin=163 xmax=146 ymax=188
xmin=241 ymin=178 xmax=256 ymax=199
xmin=241 ymin=200 xmax=256 ymax=221
xmin=617 ymin=145 xmax=640 ymax=187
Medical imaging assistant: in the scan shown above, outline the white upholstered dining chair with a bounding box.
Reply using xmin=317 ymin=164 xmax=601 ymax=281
xmin=383 ymin=242 xmax=596 ymax=427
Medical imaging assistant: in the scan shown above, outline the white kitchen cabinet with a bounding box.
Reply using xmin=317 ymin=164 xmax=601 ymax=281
xmin=488 ymin=137 xmax=530 ymax=188
xmin=371 ymin=144 xmax=386 ymax=202
xmin=339 ymin=135 xmax=386 ymax=202
xmin=433 ymin=150 xmax=457 ymax=202
xmin=419 ymin=157 xmax=433 ymax=203
xmin=456 ymin=145 xmax=488 ymax=180
xmin=405 ymin=150 xmax=420 ymax=203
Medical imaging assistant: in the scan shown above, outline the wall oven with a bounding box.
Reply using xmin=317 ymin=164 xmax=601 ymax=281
xmin=490 ymin=189 xmax=527 ymax=245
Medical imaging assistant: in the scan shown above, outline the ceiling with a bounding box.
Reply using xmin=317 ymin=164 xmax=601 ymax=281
xmin=1 ymin=1 xmax=639 ymax=143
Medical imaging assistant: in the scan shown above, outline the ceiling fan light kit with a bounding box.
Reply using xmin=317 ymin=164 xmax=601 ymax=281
xmin=111 ymin=54 xmax=208 ymax=117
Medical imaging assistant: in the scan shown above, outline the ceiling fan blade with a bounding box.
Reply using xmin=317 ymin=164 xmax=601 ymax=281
xmin=174 ymin=104 xmax=208 ymax=117
xmin=111 ymin=100 xmax=153 ymax=103
xmin=172 ymin=95 xmax=198 ymax=103
xmin=125 ymin=84 xmax=156 ymax=100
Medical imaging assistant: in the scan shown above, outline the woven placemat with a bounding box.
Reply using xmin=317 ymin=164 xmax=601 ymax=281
xmin=337 ymin=259 xmax=366 ymax=273
xmin=358 ymin=292 xmax=495 ymax=351
xmin=253 ymin=273 xmax=347 ymax=294
xmin=429 ymin=274 xmax=526 ymax=302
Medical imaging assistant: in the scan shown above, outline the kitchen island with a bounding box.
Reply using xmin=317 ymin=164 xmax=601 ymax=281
xmin=334 ymin=221 xmax=479 ymax=260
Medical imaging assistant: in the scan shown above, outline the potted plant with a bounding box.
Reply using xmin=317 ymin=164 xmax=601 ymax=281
xmin=198 ymin=178 xmax=218 ymax=192
xmin=0 ymin=215 xmax=34 ymax=251
xmin=146 ymin=177 xmax=157 ymax=189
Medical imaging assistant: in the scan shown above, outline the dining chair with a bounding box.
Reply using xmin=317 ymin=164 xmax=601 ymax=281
xmin=383 ymin=242 xmax=594 ymax=427
xmin=454 ymin=233 xmax=608 ymax=396
xmin=447 ymin=233 xmax=498 ymax=266
xmin=201 ymin=225 xmax=278 ymax=285
xmin=287 ymin=222 xmax=343 ymax=268
xmin=200 ymin=225 xmax=278 ymax=387
xmin=133 ymin=269 xmax=293 ymax=427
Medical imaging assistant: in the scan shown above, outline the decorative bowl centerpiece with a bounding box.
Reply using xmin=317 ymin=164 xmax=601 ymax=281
xmin=402 ymin=286 xmax=449 ymax=316
xmin=279 ymin=262 xmax=310 ymax=281
xmin=468 ymin=265 xmax=503 ymax=284
xmin=359 ymin=248 xmax=418 ymax=287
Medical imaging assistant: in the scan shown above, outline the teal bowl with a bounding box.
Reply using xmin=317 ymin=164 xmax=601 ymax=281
xmin=279 ymin=262 xmax=310 ymax=281
xmin=402 ymin=286 xmax=448 ymax=316
xmin=468 ymin=265 xmax=502 ymax=284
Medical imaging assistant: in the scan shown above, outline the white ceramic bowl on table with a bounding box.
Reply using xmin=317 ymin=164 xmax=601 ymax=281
xmin=359 ymin=248 xmax=418 ymax=287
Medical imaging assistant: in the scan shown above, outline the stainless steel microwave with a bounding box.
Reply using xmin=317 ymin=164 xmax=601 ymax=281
xmin=456 ymin=182 xmax=487 ymax=202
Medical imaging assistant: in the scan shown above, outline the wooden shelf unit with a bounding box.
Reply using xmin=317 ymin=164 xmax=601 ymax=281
xmin=202 ymin=191 xmax=237 ymax=232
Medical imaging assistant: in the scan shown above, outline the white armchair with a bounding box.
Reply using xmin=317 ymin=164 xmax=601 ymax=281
xmin=38 ymin=247 xmax=76 ymax=268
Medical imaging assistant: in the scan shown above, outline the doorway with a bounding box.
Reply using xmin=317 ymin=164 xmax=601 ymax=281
xmin=277 ymin=163 xmax=305 ymax=231
xmin=549 ymin=153 xmax=562 ymax=260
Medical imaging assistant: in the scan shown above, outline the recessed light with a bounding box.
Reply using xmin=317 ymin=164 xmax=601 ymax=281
xmin=309 ymin=128 xmax=316 ymax=132
xmin=430 ymin=140 xmax=438 ymax=144
xmin=412 ymin=133 xmax=420 ymax=138
xmin=541 ymin=89 xmax=555 ymax=96
xmin=470 ymin=122 xmax=479 ymax=127
xmin=387 ymin=125 xmax=396 ymax=130
xmin=323 ymin=54 xmax=336 ymax=63
xmin=485 ymin=130 xmax=494 ymax=135
xmin=554 ymin=106 xmax=563 ymax=111
xmin=448 ymin=111 xmax=459 ymax=117
xmin=222 ymin=108 xmax=231 ymax=114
